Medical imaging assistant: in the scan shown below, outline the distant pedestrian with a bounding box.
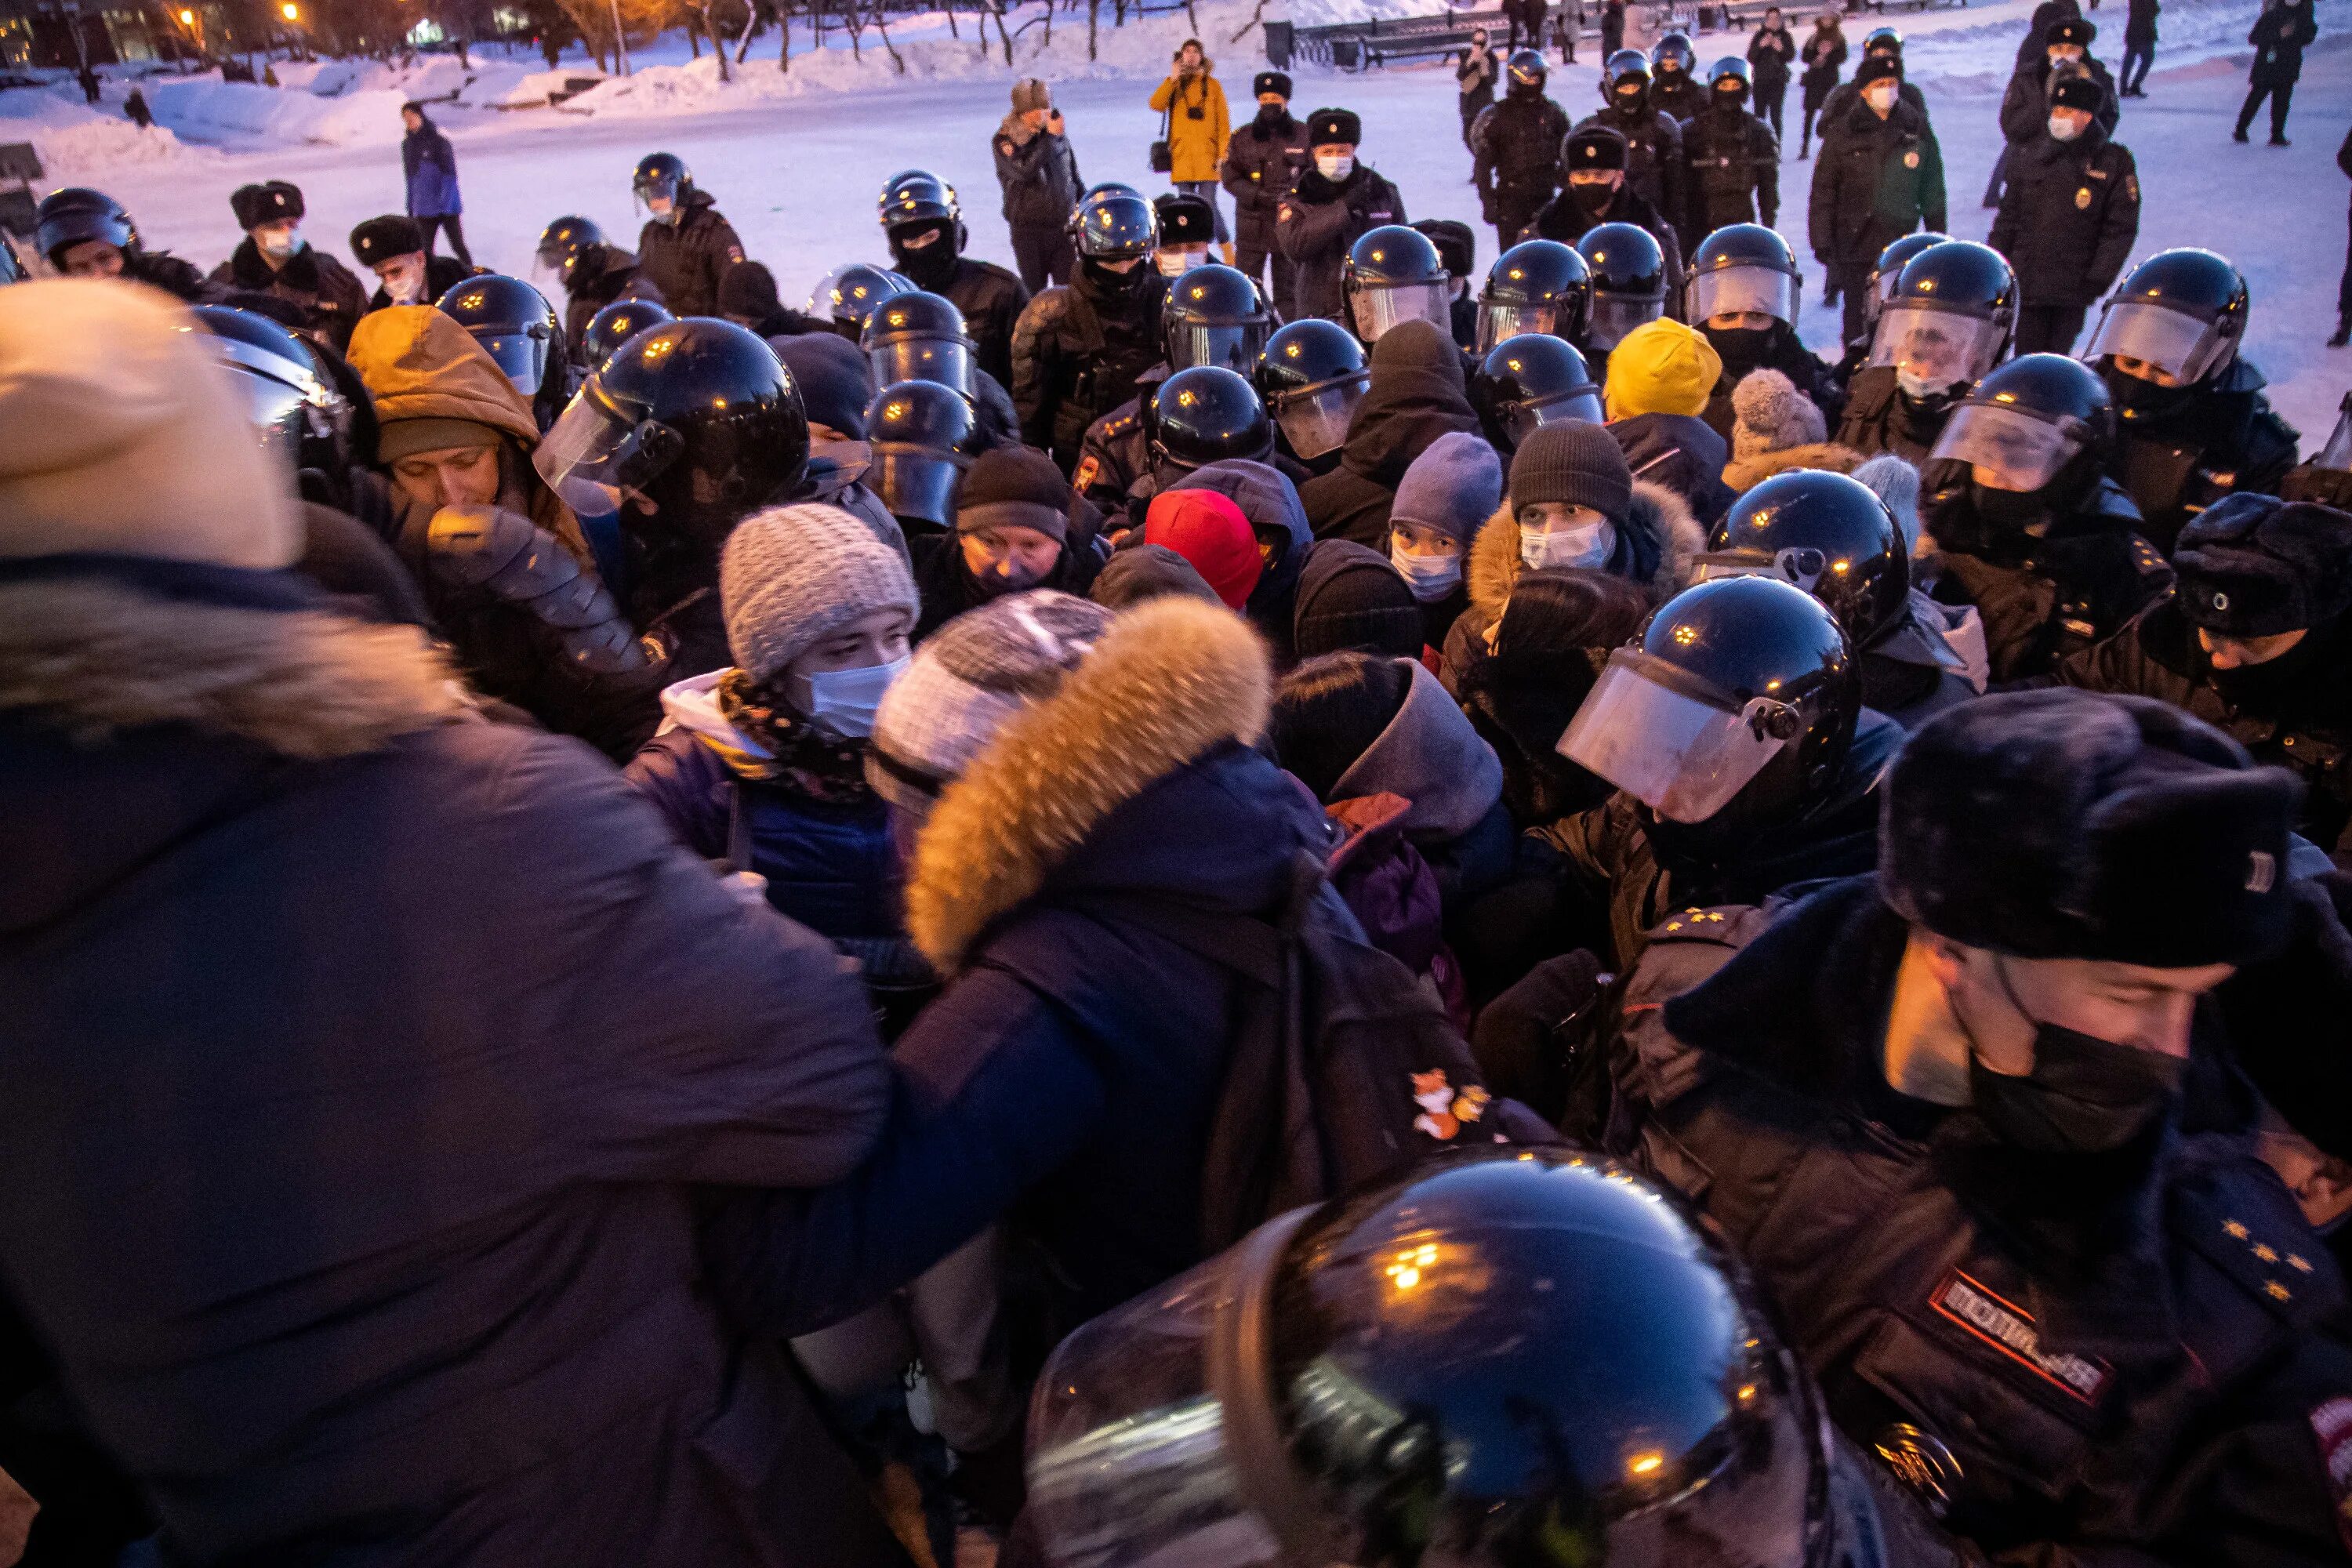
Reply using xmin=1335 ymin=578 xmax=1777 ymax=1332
xmin=1556 ymin=0 xmax=1582 ymax=64
xmin=399 ymin=101 xmax=471 ymax=268
xmin=2234 ymin=0 xmax=2315 ymax=147
xmin=1796 ymin=9 xmax=1845 ymax=157
xmin=1602 ymin=0 xmax=1626 ymax=57
xmin=124 ymin=87 xmax=152 ymax=128
xmin=1457 ymin=27 xmax=1498 ymax=145
xmin=993 ymin=78 xmax=1082 ymax=291
xmin=2120 ymin=0 xmax=2157 ymax=95
xmin=2335 ymin=125 xmax=2352 ymax=346
xmin=1747 ymin=5 xmax=1795 ymax=141
xmin=1151 ymin=39 xmax=1232 ymax=253
xmin=77 ymin=65 xmax=100 ymax=104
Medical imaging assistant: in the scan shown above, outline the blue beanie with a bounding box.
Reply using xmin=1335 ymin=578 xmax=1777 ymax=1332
xmin=1388 ymin=430 xmax=1503 ymax=545
xmin=774 ymin=332 xmax=875 ymax=439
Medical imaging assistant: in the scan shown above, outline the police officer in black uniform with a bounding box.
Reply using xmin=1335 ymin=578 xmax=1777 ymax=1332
xmin=1529 ymin=128 xmax=1686 ymax=289
xmin=1839 ymin=238 xmax=2013 ymax=465
xmin=34 ymin=187 xmax=211 ymax=302
xmin=1685 ymin=223 xmax=1842 ymax=440
xmin=1074 ymin=262 xmax=1272 ymax=511
xmin=862 ymin=288 xmax=1022 ymax=448
xmin=535 ymin=215 xmax=662 ymax=363
xmin=630 ymin=153 xmax=746 ymax=320
xmin=1577 ymin=52 xmax=1688 ymax=238
xmin=2085 ymin=248 xmax=2303 ymax=554
xmin=864 ymin=376 xmax=985 ymax=539
xmin=1815 ymin=25 xmax=1932 ymax=156
xmin=1647 ymin=30 xmax=1708 ymax=122
xmin=581 ymin=299 xmax=673 ymax=368
xmin=1922 ymin=354 xmax=2171 ymax=682
xmin=1681 ymin=57 xmax=1782 ymax=248
xmin=1989 ymin=73 xmax=2139 ymax=356
xmin=1009 ymin=186 xmax=1169 ymax=470
xmin=1809 ymin=53 xmax=1947 ymax=347
xmin=878 ymin=169 xmax=1031 ymax=394
xmin=1470 ymin=49 xmax=1574 ymax=255
xmin=1606 ymin=685 xmax=2352 ymax=1568
xmin=1575 ymin=220 xmax=1673 ymax=385
xmin=437 ymin=273 xmax=573 ymax=431
xmin=1475 ymin=238 xmax=1591 ymax=354
xmin=1256 ymin=315 xmax=1369 ymax=472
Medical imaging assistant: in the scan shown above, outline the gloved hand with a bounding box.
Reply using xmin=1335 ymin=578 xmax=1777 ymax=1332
xmin=1471 ymin=949 xmax=1610 ymax=1127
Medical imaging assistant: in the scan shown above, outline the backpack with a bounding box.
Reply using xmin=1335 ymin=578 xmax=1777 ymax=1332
xmin=1094 ymin=848 xmax=1555 ymax=1253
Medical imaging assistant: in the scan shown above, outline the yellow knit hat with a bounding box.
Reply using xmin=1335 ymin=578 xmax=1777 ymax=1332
xmin=1602 ymin=318 xmax=1724 ymax=421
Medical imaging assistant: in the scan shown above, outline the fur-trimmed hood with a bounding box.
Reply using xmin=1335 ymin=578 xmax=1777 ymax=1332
xmin=1720 ymin=440 xmax=1866 ymax=494
xmin=904 ymin=596 xmax=1288 ymax=972
xmin=1465 ymin=477 xmax=1703 ymax=622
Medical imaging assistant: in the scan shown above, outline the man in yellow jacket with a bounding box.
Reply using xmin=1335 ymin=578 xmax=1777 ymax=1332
xmin=1151 ymin=39 xmax=1232 ymax=257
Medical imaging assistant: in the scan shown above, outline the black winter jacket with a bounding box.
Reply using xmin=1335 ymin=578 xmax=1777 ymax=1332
xmin=993 ymin=119 xmax=1083 ymax=231
xmin=1298 ymin=321 xmax=1482 ymax=547
xmin=1221 ymin=107 xmax=1313 ymax=253
xmin=2108 ymin=361 xmax=2303 ymax=554
xmin=1998 ymin=55 xmax=2120 ymax=147
xmin=1471 ymin=91 xmax=1574 ymax=209
xmin=1807 ymin=95 xmax=1947 ymax=270
xmin=2248 ymin=0 xmax=2317 ymax=85
xmin=1926 ymin=474 xmax=2172 ymax=681
xmin=1573 ymin=103 xmax=1686 ymax=229
xmin=1835 ymin=363 xmax=1954 ymax=465
xmin=209 ymin=238 xmax=370 ymax=351
xmin=895 ymin=252 xmax=1030 ymax=393
xmin=1987 ymin=122 xmax=2140 ymax=311
xmin=1748 ymin=24 xmax=1795 ymax=93
xmin=1524 ymin=180 xmax=1686 ymax=292
xmin=1274 ymin=163 xmax=1409 ymax=322
xmin=636 ymin=193 xmax=744 ymax=319
xmin=1681 ymin=103 xmax=1781 ymax=236
xmin=1798 ymin=25 xmax=1846 ymax=106
xmin=1009 ymin=267 xmax=1167 ymax=468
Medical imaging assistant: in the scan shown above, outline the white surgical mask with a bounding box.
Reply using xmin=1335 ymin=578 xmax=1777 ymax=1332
xmin=1316 ymin=153 xmax=1355 ymax=180
xmin=260 ymin=226 xmax=303 ymax=259
xmin=1391 ymin=543 xmax=1464 ymax=601
xmin=1863 ymin=83 xmax=1898 ymax=111
xmin=1521 ymin=520 xmax=1614 ymax=572
xmin=387 ymin=263 xmax=426 ymax=303
xmin=2048 ymin=114 xmax=2082 ymax=141
xmin=789 ymin=655 xmax=909 ymax=740
xmin=1896 ymin=365 xmax=1960 ymax=401
xmin=1156 ymin=249 xmax=1207 ymax=277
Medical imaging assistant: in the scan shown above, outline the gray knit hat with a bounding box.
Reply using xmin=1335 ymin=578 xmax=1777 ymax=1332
xmin=1508 ymin=419 xmax=1632 ymax=520
xmin=866 ymin=590 xmax=1112 ymax=813
xmin=1390 ymin=430 xmax=1503 ymax=544
xmin=720 ymin=503 xmax=920 ymax=684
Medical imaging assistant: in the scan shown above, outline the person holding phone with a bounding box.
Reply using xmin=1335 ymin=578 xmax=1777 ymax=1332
xmin=1150 ymin=38 xmax=1233 ymax=258
xmin=995 ymin=78 xmax=1083 ymax=290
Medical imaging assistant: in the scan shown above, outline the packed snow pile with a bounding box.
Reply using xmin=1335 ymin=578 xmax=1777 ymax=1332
xmin=0 ymin=84 xmax=188 ymax=172
xmin=147 ymin=76 xmax=413 ymax=147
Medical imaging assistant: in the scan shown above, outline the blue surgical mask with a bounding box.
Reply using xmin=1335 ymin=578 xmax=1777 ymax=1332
xmin=790 ymin=655 xmax=909 ymax=740
xmin=1391 ymin=542 xmax=1464 ymax=601
xmin=1316 ymin=153 xmax=1355 ymax=180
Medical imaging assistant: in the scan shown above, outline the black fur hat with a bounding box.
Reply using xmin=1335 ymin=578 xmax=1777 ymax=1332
xmin=230 ymin=180 xmax=304 ymax=230
xmin=1412 ymin=219 xmax=1475 ymax=284
xmin=2172 ymin=492 xmax=2352 ymax=638
xmin=348 ymin=214 xmax=423 ymax=267
xmin=1254 ymin=69 xmax=1292 ymax=100
xmin=1153 ymin=193 xmax=1215 ymax=247
xmin=1879 ymin=690 xmax=2300 ymax=967
xmin=1308 ymin=107 xmax=1362 ymax=147
xmin=2047 ymin=16 xmax=2096 ymax=46
xmin=1566 ymin=126 xmax=1630 ymax=172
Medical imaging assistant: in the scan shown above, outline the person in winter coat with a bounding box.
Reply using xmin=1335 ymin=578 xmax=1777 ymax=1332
xmin=1719 ymin=365 xmax=1859 ymax=490
xmin=2235 ymin=0 xmax=2317 ymax=146
xmin=1816 ymin=34 xmax=1933 ymax=162
xmin=2121 ymin=0 xmax=2158 ymax=95
xmin=911 ymin=445 xmax=1102 ymax=640
xmin=626 ymin=503 xmax=927 ymax=1006
xmin=1457 ymin=29 xmax=1500 ymax=145
xmin=1602 ymin=691 xmax=2352 ymax=1568
xmin=1151 ymin=40 xmax=1232 ymax=247
xmin=1796 ymin=10 xmax=1846 ymax=158
xmin=694 ymin=589 xmax=1336 ymax=1356
xmin=1998 ymin=20 xmax=2119 ymax=166
xmin=636 ymin=171 xmax=746 ymax=321
xmin=1142 ymin=487 xmax=1262 ymax=612
xmin=1293 ymin=538 xmax=1428 ymax=659
xmin=1747 ymin=7 xmax=1795 ymax=140
xmin=1386 ymin=430 xmax=1501 ymax=654
xmin=994 ymin=79 xmax=1083 ymax=292
xmin=1274 ymin=108 xmax=1408 ymax=323
xmin=0 ymin=278 xmax=901 ymax=1568
xmin=1009 ymin=250 xmax=1167 ymax=470
xmin=560 ymin=240 xmax=664 ymax=359
xmin=33 ymin=187 xmax=210 ymax=302
xmin=1603 ymin=318 xmax=1737 ymax=525
xmin=1526 ymin=128 xmax=1686 ymax=287
xmin=1574 ymin=70 xmax=1686 ymax=240
xmin=1166 ymin=455 xmax=1316 ymax=664
xmin=1682 ymin=64 xmax=1781 ymax=242
xmin=1221 ymin=71 xmax=1312 ymax=317
xmin=1088 ymin=541 xmax=1221 ymax=609
xmin=1299 ymin=318 xmax=1482 ymax=548
xmin=398 ymin=103 xmax=470 ymax=268
xmin=1809 ymin=57 xmax=1947 ymax=347
xmin=2038 ymin=494 xmax=2352 ymax=858
xmin=717 ymin=260 xmax=831 ymax=340
xmin=1472 ymin=53 xmax=1574 ymax=252
xmin=1602 ymin=0 xmax=1626 ymax=57
xmin=209 ymin=180 xmax=369 ymax=351
xmin=348 ymin=214 xmax=470 ymax=316
xmin=1988 ymin=77 xmax=2140 ymax=356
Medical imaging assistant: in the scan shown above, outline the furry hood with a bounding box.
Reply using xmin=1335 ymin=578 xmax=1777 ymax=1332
xmin=0 ymin=576 xmax=466 ymax=760
xmin=1466 ymin=477 xmax=1703 ymax=621
xmin=1721 ymin=440 xmax=1867 ymax=493
xmin=905 ymin=595 xmax=1272 ymax=972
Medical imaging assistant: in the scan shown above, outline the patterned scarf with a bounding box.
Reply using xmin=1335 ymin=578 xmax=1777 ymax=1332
xmin=712 ymin=668 xmax=875 ymax=804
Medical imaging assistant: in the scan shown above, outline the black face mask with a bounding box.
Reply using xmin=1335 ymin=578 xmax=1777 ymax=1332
xmin=2101 ymin=361 xmax=2196 ymax=424
xmin=1706 ymin=324 xmax=1777 ymax=375
xmin=1969 ymin=481 xmax=2046 ymax=535
xmin=889 ymin=223 xmax=960 ymax=291
xmin=1082 ymin=256 xmax=1152 ymax=302
xmin=1254 ymin=102 xmax=1290 ymax=130
xmin=1567 ymin=180 xmax=1621 ymax=216
xmin=1971 ymin=1024 xmax=2186 ymax=1153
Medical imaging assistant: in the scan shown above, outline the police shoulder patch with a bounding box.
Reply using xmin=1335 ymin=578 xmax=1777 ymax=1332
xmin=2125 ymin=174 xmax=2140 ymax=201
xmin=1073 ymin=454 xmax=1102 ymax=490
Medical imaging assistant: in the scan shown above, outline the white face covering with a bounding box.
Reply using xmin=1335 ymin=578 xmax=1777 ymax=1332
xmin=1391 ymin=543 xmax=1465 ymax=601
xmin=1156 ymin=249 xmax=1208 ymax=277
xmin=1863 ymin=82 xmax=1899 ymax=112
xmin=789 ymin=655 xmax=909 ymax=739
xmin=2047 ymin=113 xmax=2083 ymax=141
xmin=259 ymin=224 xmax=303 ymax=259
xmin=1316 ymin=152 xmax=1356 ymax=180
xmin=1521 ymin=520 xmax=1615 ymax=572
xmin=1896 ymin=365 xmax=1962 ymax=401
xmin=386 ymin=260 xmax=426 ymax=303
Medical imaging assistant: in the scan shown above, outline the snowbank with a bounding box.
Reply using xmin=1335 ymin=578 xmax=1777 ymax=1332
xmin=147 ymin=78 xmax=412 ymax=145
xmin=0 ymin=85 xmax=188 ymax=172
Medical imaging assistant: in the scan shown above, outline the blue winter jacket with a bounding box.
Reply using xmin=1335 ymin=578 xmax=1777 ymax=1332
xmin=403 ymin=115 xmax=462 ymax=217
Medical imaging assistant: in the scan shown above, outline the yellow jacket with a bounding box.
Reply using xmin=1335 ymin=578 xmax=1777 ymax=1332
xmin=1150 ymin=66 xmax=1231 ymax=184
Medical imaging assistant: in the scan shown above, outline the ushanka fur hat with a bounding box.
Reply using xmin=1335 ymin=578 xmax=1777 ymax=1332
xmin=1879 ymin=690 xmax=2301 ymax=968
xmin=2172 ymin=492 xmax=2352 ymax=638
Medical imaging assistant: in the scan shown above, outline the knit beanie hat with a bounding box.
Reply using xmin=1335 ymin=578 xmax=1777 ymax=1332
xmin=716 ymin=260 xmax=785 ymax=322
xmin=1145 ymin=486 xmax=1264 ymax=609
xmin=1730 ymin=368 xmax=1828 ymax=464
xmin=2173 ymin=493 xmax=2352 ymax=638
xmin=1091 ymin=542 xmax=1222 ymax=610
xmin=1392 ymin=430 xmax=1504 ymax=545
xmin=1852 ymin=453 xmax=1922 ymax=554
xmin=775 ymin=331 xmax=876 ymax=438
xmin=719 ymin=503 xmax=920 ymax=684
xmin=957 ymin=445 xmax=1071 ymax=546
xmin=350 ymin=214 xmax=425 ymax=267
xmin=1011 ymin=77 xmax=1052 ymax=112
xmin=1602 ymin=318 xmax=1722 ymax=421
xmin=866 ymin=589 xmax=1112 ymax=812
xmin=1509 ymin=419 xmax=1633 ymax=520
xmin=0 ymin=279 xmax=299 ymax=570
xmin=1294 ymin=538 xmax=1425 ymax=659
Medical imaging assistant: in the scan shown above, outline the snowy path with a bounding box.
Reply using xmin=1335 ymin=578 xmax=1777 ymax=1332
xmin=84 ymin=2 xmax=2352 ymax=441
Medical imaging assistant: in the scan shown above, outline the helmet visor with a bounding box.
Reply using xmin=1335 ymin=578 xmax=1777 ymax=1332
xmin=1588 ymin=292 xmax=1664 ymax=351
xmin=869 ymin=337 xmax=974 ymax=397
xmin=633 ymin=171 xmax=684 ymax=215
xmin=1504 ymin=387 xmax=1606 ymax=446
xmin=471 ymin=329 xmax=550 ymax=395
xmin=534 ymin=382 xmax=683 ymax=512
xmin=1272 ymin=379 xmax=1364 ymax=461
xmin=1171 ymin=321 xmax=1270 ymax=376
xmin=1686 ymin=264 xmax=1798 ymax=325
xmin=1928 ymin=402 xmax=2082 ymax=492
xmin=1865 ymin=305 xmax=2005 ymax=391
xmin=1351 ymin=281 xmax=1453 ymax=344
xmin=1476 ymin=302 xmax=1558 ymax=354
xmin=868 ymin=445 xmax=970 ymax=528
xmin=225 ymin=372 xmax=309 ymax=464
xmin=1690 ymin=547 xmax=1834 ymax=594
xmin=1557 ymin=649 xmax=1798 ymax=824
xmin=2084 ymin=299 xmax=2230 ymax=385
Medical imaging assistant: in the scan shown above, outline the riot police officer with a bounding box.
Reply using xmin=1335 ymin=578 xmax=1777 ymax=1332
xmin=581 ymin=298 xmax=673 ymax=368
xmin=437 ymin=273 xmax=572 ymax=431
xmin=1472 ymin=331 xmax=1605 ymax=452
xmin=1132 ymin=365 xmax=1276 ymax=519
xmin=1476 ymin=238 xmax=1590 ymax=354
xmin=2085 ymin=247 xmax=2301 ymax=553
xmin=1575 ymin=220 xmax=1671 ymax=385
xmin=877 ymin=169 xmax=1031 ymax=391
xmin=1921 ymin=353 xmax=2170 ymax=681
xmin=1838 ymin=228 xmax=1947 ymax=375
xmin=1341 ymin=224 xmax=1454 ymax=347
xmin=1470 ymin=49 xmax=1574 ymax=253
xmin=1528 ymin=129 xmax=1685 ymax=289
xmin=191 ymin=303 xmax=361 ymax=508
xmin=535 ymin=215 xmax=660 ymax=361
xmin=34 ymin=187 xmax=209 ymax=302
xmin=1681 ymin=57 xmax=1781 ymax=249
xmin=862 ymin=288 xmax=1021 ymax=447
xmin=1577 ymin=51 xmax=1687 ymax=230
xmin=1988 ymin=73 xmax=2140 ymax=356
xmin=1684 ymin=224 xmax=1842 ymax=441
xmin=1256 ymin=315 xmax=1369 ymax=471
xmin=1838 ymin=238 xmax=2011 ymax=465
xmin=864 ymin=377 xmax=984 ymax=536
xmin=1011 ymin=185 xmax=1168 ymax=470
xmin=1648 ymin=30 xmax=1708 ymax=121
xmin=817 ymin=262 xmax=915 ymax=343
xmin=1076 ymin=263 xmax=1271 ymax=510
xmin=630 ymin=152 xmax=745 ymax=319
xmin=1697 ymin=468 xmax=1982 ymax=726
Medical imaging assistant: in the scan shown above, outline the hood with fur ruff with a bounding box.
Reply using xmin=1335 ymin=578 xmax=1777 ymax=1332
xmin=1720 ymin=440 xmax=1867 ymax=494
xmin=905 ymin=595 xmax=1273 ymax=971
xmin=1466 ymin=477 xmax=1702 ymax=622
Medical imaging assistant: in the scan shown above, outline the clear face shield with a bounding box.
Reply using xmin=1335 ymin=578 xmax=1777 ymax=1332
xmin=1686 ymin=263 xmax=1798 ymax=328
xmin=533 ymin=380 xmax=685 ymax=517
xmin=1475 ymin=301 xmax=1560 ymax=354
xmin=1170 ymin=320 xmax=1271 ymax=375
xmin=1559 ymin=648 xmax=1806 ymax=823
xmin=869 ymin=336 xmax=974 ymax=398
xmin=1588 ymin=290 xmax=1665 ymax=351
xmin=469 ymin=327 xmax=553 ymax=397
xmin=2083 ymin=300 xmax=2233 ymax=386
xmin=1500 ymin=387 xmax=1606 ymax=448
xmin=1351 ymin=278 xmax=1453 ymax=344
xmin=1866 ymin=305 xmax=2004 ymax=396
xmin=633 ymin=171 xmax=684 ymax=223
xmin=1926 ymin=402 xmax=2086 ymax=492
xmin=867 ymin=445 xmax=971 ymax=528
xmin=1270 ymin=376 xmax=1367 ymax=462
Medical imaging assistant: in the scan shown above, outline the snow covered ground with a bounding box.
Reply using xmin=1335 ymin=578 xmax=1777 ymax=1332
xmin=15 ymin=0 xmax=2350 ymax=440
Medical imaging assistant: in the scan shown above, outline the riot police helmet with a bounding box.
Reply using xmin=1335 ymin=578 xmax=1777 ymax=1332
xmin=863 ymin=289 xmax=975 ymax=398
xmin=1577 ymin=222 xmax=1668 ymax=350
xmin=1697 ymin=469 xmax=1911 ymax=646
xmin=1343 ymin=224 xmax=1450 ymax=345
xmin=863 ymin=378 xmax=983 ymax=529
xmin=1163 ymin=263 xmax=1272 ymax=374
xmin=1684 ymin=223 xmax=1802 ymax=328
xmin=2086 ymin=247 xmax=2250 ymax=415
xmin=191 ymin=303 xmax=355 ymax=483
xmin=1150 ymin=365 xmax=1275 ymax=476
xmin=1475 ymin=334 xmax=1605 ymax=452
xmin=1257 ymin=318 xmax=1370 ymax=462
xmin=1867 ymin=240 xmax=2014 ymax=401
xmin=1477 ymin=238 xmax=1592 ymax=354
xmin=582 ymin=297 xmax=676 ymax=368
